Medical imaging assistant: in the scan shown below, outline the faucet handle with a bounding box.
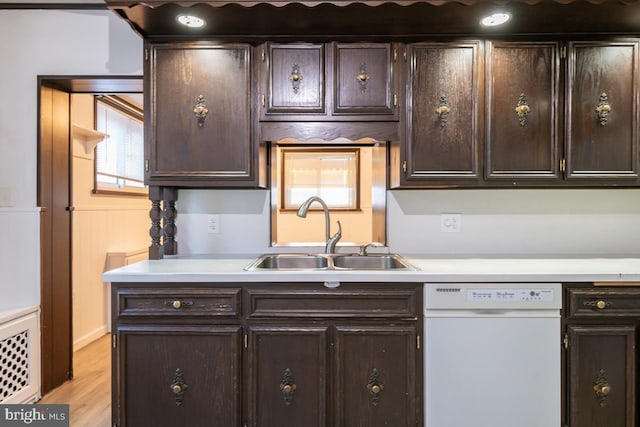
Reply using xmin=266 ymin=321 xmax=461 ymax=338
xmin=359 ymin=243 xmax=375 ymax=256
xmin=334 ymin=220 xmax=342 ymax=238
xmin=359 ymin=242 xmax=384 ymax=255
xmin=326 ymin=221 xmax=342 ymax=254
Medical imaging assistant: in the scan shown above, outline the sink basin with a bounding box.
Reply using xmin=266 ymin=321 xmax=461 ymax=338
xmin=246 ymin=254 xmax=329 ymax=270
xmin=332 ymin=254 xmax=413 ymax=270
xmin=245 ymin=253 xmax=415 ymax=271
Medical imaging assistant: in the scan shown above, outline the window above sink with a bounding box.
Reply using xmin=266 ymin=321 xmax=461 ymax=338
xmin=270 ymin=140 xmax=387 ymax=249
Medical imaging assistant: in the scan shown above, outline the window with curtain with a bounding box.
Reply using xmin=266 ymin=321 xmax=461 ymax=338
xmin=281 ymin=148 xmax=360 ymax=210
xmin=94 ymin=95 xmax=146 ymax=195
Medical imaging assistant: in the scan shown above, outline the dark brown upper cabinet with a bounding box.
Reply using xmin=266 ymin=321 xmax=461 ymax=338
xmin=259 ymin=42 xmax=398 ymax=122
xmin=485 ymin=41 xmax=562 ymax=183
xmin=566 ymin=40 xmax=640 ymax=182
xmin=261 ymin=43 xmax=326 ymax=117
xmin=145 ymin=41 xmax=263 ymax=188
xmin=333 ymin=43 xmax=396 ymax=116
xmin=393 ymin=41 xmax=483 ymax=188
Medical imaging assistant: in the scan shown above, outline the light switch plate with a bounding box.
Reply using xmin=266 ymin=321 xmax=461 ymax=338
xmin=207 ymin=214 xmax=220 ymax=234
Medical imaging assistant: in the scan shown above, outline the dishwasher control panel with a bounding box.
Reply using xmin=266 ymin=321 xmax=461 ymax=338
xmin=425 ymin=283 xmax=562 ymax=310
xmin=467 ymin=288 xmax=555 ymax=302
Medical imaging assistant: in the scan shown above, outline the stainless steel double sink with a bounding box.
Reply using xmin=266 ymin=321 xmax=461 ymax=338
xmin=244 ymin=253 xmax=415 ymax=271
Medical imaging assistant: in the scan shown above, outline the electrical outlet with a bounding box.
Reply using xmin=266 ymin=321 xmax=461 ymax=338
xmin=207 ymin=214 xmax=220 ymax=234
xmin=0 ymin=187 xmax=13 ymax=207
xmin=440 ymin=214 xmax=461 ymax=233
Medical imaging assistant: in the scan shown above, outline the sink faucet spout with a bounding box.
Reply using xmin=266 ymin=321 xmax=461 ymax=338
xmin=296 ymin=196 xmax=342 ymax=254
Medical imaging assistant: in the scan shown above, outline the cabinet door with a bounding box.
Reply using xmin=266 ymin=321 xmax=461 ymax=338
xmin=486 ymin=41 xmax=561 ymax=181
xmin=402 ymin=41 xmax=482 ymax=184
xmin=146 ymin=43 xmax=254 ymax=185
xmin=566 ymin=325 xmax=636 ymax=427
xmin=247 ymin=326 xmax=329 ymax=427
xmin=334 ymin=43 xmax=396 ymax=117
xmin=115 ymin=325 xmax=242 ymax=427
xmin=566 ymin=40 xmax=640 ymax=181
xmin=334 ymin=325 xmax=418 ymax=427
xmin=263 ymin=43 xmax=325 ymax=117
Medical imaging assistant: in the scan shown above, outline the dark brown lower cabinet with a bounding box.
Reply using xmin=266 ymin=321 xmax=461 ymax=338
xmin=112 ymin=282 xmax=422 ymax=427
xmin=564 ymin=286 xmax=639 ymax=427
xmin=335 ymin=325 xmax=417 ymax=427
xmin=116 ymin=326 xmax=242 ymax=427
xmin=248 ymin=326 xmax=329 ymax=427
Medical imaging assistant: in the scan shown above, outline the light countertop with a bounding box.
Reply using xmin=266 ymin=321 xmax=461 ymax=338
xmin=102 ymin=255 xmax=640 ymax=283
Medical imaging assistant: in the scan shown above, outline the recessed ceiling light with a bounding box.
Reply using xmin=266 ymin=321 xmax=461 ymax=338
xmin=177 ymin=14 xmax=206 ymax=28
xmin=480 ymin=13 xmax=511 ymax=27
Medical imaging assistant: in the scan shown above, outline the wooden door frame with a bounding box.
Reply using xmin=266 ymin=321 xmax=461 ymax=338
xmin=37 ymin=76 xmax=142 ymax=394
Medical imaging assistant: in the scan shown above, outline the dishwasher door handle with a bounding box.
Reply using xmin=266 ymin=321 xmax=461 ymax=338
xmin=425 ymin=309 xmax=561 ymax=318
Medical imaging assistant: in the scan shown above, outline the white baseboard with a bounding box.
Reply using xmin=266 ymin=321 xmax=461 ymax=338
xmin=73 ymin=326 xmax=108 ymax=352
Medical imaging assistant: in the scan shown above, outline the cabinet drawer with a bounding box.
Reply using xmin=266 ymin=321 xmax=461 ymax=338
xmin=567 ymin=288 xmax=640 ymax=318
xmin=246 ymin=284 xmax=418 ymax=319
xmin=116 ymin=287 xmax=241 ymax=319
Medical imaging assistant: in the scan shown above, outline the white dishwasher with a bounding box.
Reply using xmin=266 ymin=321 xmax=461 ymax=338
xmin=424 ymin=283 xmax=562 ymax=427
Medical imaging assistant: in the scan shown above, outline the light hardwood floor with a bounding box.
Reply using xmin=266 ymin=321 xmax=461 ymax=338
xmin=39 ymin=334 xmax=111 ymax=427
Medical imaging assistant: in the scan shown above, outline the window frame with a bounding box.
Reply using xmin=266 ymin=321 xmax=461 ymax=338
xmin=92 ymin=95 xmax=146 ymax=197
xmin=278 ymin=146 xmax=361 ymax=212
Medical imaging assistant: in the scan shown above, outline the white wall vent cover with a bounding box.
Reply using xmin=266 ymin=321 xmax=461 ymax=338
xmin=0 ymin=308 xmax=39 ymax=404
xmin=0 ymin=329 xmax=30 ymax=402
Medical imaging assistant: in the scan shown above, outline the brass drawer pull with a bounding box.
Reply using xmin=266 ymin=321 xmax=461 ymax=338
xmin=582 ymin=299 xmax=611 ymax=310
xmin=164 ymin=300 xmax=194 ymax=310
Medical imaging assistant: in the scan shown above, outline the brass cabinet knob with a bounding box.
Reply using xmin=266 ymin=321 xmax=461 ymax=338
xmin=596 ymin=300 xmax=607 ymax=309
xmin=595 ymin=93 xmax=611 ymax=126
xmin=193 ymin=94 xmax=209 ymax=127
xmin=172 ymin=384 xmax=183 ymax=394
xmin=356 ymin=71 xmax=370 ymax=83
xmin=289 ymin=64 xmax=303 ymax=93
xmin=594 ymin=383 xmax=611 ymax=395
xmin=370 ymin=385 xmax=381 ymax=394
xmin=165 ymin=299 xmax=193 ymax=309
xmin=282 ymin=384 xmax=293 ymax=393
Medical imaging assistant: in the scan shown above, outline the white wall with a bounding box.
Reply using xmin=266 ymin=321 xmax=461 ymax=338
xmin=176 ymin=188 xmax=640 ymax=256
xmin=71 ymin=94 xmax=148 ymax=350
xmin=0 ymin=9 xmax=142 ymax=306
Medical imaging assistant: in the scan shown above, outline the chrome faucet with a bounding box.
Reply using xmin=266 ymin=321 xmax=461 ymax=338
xmin=296 ymin=196 xmax=342 ymax=254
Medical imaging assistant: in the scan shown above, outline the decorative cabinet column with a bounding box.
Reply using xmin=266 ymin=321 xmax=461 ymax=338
xmin=485 ymin=41 xmax=561 ymax=182
xmin=148 ymin=186 xmax=178 ymax=259
xmin=566 ymin=40 xmax=640 ymax=181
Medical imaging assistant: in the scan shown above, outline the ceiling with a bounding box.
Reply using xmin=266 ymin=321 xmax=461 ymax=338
xmin=106 ymin=0 xmax=640 ymax=40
